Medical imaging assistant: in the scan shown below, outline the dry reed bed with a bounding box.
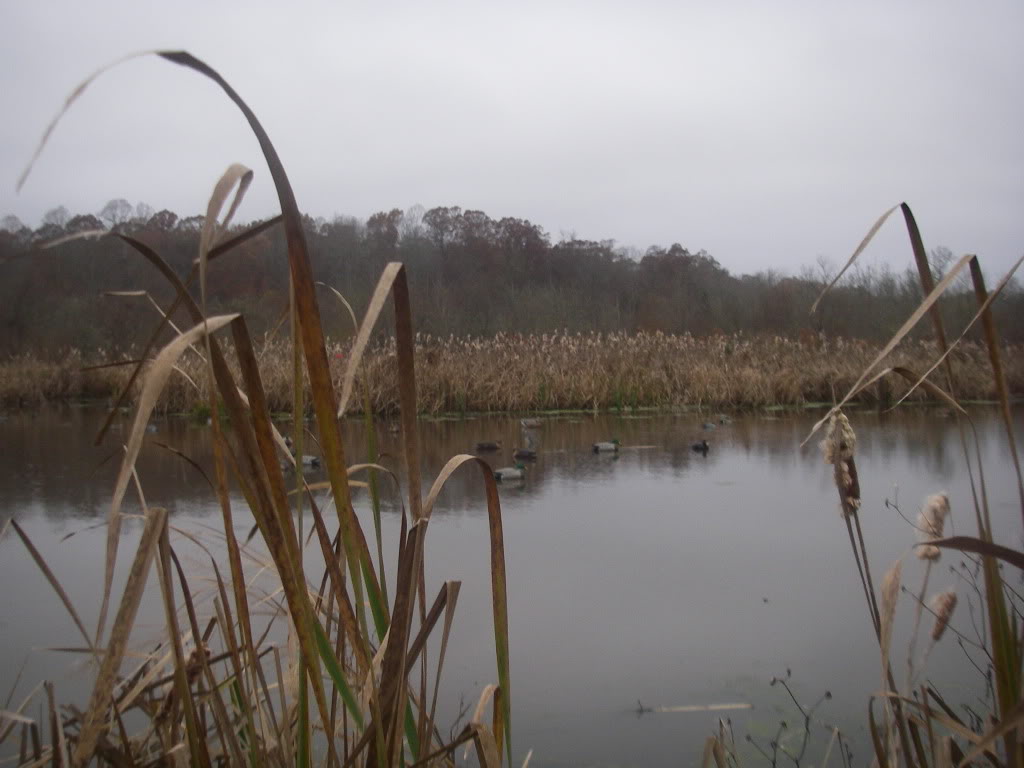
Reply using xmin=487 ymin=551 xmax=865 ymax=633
xmin=2 ymin=332 xmax=1021 ymax=413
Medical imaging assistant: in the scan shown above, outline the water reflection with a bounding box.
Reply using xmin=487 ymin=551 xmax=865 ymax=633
xmin=0 ymin=404 xmax=1021 ymax=767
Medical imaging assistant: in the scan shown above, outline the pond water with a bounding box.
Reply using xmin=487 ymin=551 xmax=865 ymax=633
xmin=1 ymin=404 xmax=1021 ymax=766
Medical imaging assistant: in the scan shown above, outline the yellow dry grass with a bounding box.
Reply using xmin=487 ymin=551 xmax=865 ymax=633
xmin=3 ymin=332 xmax=1021 ymax=413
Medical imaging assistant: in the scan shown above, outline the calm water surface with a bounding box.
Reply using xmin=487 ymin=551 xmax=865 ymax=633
xmin=1 ymin=405 xmax=1021 ymax=766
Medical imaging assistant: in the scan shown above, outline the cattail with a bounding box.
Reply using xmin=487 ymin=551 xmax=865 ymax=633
xmin=821 ymin=411 xmax=860 ymax=515
xmin=879 ymin=560 xmax=902 ymax=668
xmin=929 ymin=590 xmax=957 ymax=641
xmin=916 ymin=493 xmax=951 ymax=560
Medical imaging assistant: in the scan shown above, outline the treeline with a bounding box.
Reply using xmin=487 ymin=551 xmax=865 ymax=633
xmin=1 ymin=201 xmax=1020 ymax=356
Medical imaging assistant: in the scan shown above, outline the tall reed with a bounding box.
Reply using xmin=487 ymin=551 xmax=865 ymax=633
xmin=4 ymin=332 xmax=1021 ymax=413
xmin=705 ymin=204 xmax=1024 ymax=768
xmin=4 ymin=51 xmax=513 ymax=767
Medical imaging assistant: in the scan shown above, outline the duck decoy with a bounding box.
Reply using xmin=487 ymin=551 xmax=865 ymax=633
xmin=475 ymin=440 xmax=502 ymax=452
xmin=592 ymin=439 xmax=620 ymax=453
xmin=691 ymin=439 xmax=709 ymax=453
xmin=285 ymin=437 xmax=321 ymax=468
xmin=520 ymin=417 xmax=542 ymax=429
xmin=494 ymin=463 xmax=526 ymax=481
xmin=702 ymin=422 xmax=717 ymax=431
xmin=513 ymin=447 xmax=537 ymax=461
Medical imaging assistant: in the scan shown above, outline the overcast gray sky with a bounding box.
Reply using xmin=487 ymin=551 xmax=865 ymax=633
xmin=2 ymin=1 xmax=1021 ymax=277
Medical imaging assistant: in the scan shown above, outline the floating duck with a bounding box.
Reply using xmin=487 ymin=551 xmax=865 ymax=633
xmin=513 ymin=447 xmax=537 ymax=461
xmin=520 ymin=417 xmax=542 ymax=429
xmin=692 ymin=439 xmax=709 ymax=454
xmin=285 ymin=437 xmax=321 ymax=468
xmin=475 ymin=440 xmax=502 ymax=452
xmin=702 ymin=422 xmax=717 ymax=431
xmin=593 ymin=439 xmax=620 ymax=453
xmin=719 ymin=415 xmax=732 ymax=425
xmin=494 ymin=463 xmax=526 ymax=481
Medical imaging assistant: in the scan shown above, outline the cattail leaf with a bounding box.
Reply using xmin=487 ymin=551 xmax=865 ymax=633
xmin=867 ymin=697 xmax=890 ymax=768
xmin=227 ymin=316 xmax=341 ymax=767
xmin=9 ymin=520 xmax=95 ymax=658
xmin=925 ymin=537 xmax=1024 ymax=570
xmin=199 ymin=163 xmax=254 ymax=325
xmin=316 ymin=281 xmax=360 ymax=334
xmin=887 ymin=252 xmax=1024 ymax=412
xmin=311 ymin=618 xmax=363 ymax=729
xmin=471 ymin=723 xmax=502 ymax=768
xmin=802 ymin=251 xmax=974 ymax=448
xmin=968 ymin=256 xmax=1024 ymax=526
xmin=0 ymin=682 xmax=44 ymax=747
xmin=17 ymin=51 xmax=155 ymax=192
xmin=875 ymin=691 xmax=980 ymax=745
xmin=712 ymin=737 xmax=727 ymax=768
xmin=154 ymin=525 xmax=212 ymax=768
xmin=335 ymin=263 xmax=404 ymax=418
xmin=879 ymin=560 xmax=902 ymax=686
xmin=99 ymin=314 xmax=237 ymax=644
xmin=701 ymin=736 xmax=717 ymax=768
xmin=810 ymin=204 xmax=900 ymax=314
xmin=73 ymin=507 xmax=167 ymax=767
xmin=464 ymin=685 xmax=499 ymax=762
xmin=422 ymin=454 xmax=512 ymax=759
xmin=894 ymin=207 xmax=1024 ymax=749
xmin=45 ymin=682 xmax=70 ymax=768
xmin=0 ymin=710 xmax=32 ymax=730
xmin=888 ymin=368 xmax=967 ymax=416
xmin=955 ymin=698 xmax=1024 ymax=768
xmin=425 ymin=581 xmax=462 ymax=758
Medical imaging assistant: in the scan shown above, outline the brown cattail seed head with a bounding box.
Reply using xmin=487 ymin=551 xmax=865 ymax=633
xmin=822 ymin=411 xmax=860 ymax=516
xmin=917 ymin=493 xmax=951 ymax=560
xmin=822 ymin=411 xmax=856 ymax=464
xmin=929 ymin=590 xmax=957 ymax=642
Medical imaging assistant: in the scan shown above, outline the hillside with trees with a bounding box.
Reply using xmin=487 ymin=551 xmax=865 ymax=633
xmin=1 ymin=201 xmax=1020 ymax=357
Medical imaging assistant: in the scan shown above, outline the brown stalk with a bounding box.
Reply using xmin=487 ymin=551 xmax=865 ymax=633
xmin=73 ymin=507 xmax=167 ymax=767
xmin=209 ymin=562 xmax=263 ymax=767
xmin=10 ymin=520 xmax=97 ymax=661
xmin=154 ymin=520 xmax=212 ymax=768
xmin=155 ymin=53 xmax=383 ymax=685
xmin=226 ymin=315 xmax=340 ymax=768
xmin=968 ymin=257 xmax=1024 ymax=527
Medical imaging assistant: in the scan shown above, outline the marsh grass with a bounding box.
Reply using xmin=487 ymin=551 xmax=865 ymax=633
xmin=4 ymin=51 xmax=512 ymax=768
xmin=3 ymin=333 xmax=1022 ymax=413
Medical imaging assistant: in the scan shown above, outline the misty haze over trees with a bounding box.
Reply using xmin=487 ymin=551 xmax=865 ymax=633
xmin=1 ymin=201 xmax=1020 ymax=357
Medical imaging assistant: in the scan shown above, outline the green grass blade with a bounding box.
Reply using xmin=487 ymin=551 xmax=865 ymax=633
xmin=312 ymin=619 xmax=363 ymax=729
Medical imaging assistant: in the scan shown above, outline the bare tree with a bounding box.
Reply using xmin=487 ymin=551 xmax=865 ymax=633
xmin=133 ymin=201 xmax=154 ymax=224
xmin=42 ymin=205 xmax=70 ymax=228
xmin=99 ymin=198 xmax=133 ymax=229
xmin=1 ymin=214 xmax=26 ymax=233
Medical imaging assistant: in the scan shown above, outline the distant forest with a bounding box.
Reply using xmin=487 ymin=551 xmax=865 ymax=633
xmin=1 ymin=200 xmax=1021 ymax=357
